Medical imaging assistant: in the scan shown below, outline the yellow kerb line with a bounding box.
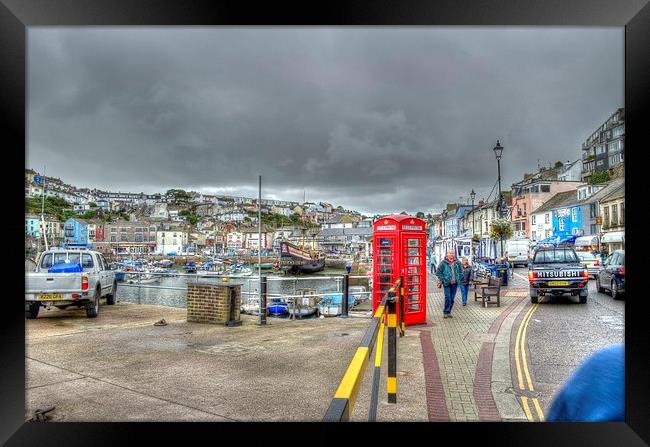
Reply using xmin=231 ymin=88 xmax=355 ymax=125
xmin=532 ymin=398 xmax=545 ymax=422
xmin=521 ymin=304 xmax=538 ymax=391
xmin=514 ymin=304 xmax=537 ymax=390
xmin=520 ymin=396 xmax=534 ymax=421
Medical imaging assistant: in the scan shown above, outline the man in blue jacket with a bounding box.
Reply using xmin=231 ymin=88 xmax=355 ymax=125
xmin=436 ymin=249 xmax=463 ymax=318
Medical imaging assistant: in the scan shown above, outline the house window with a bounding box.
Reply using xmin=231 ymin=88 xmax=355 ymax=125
xmin=523 ymin=203 xmax=527 ymax=215
xmin=603 ymin=206 xmax=609 ymax=227
xmin=620 ymin=202 xmax=624 ymax=224
xmin=540 ymin=185 xmax=550 ymax=192
xmin=531 ymin=215 xmax=536 ymax=225
xmin=590 ymin=224 xmax=597 ymax=234
xmin=590 ymin=203 xmax=597 ymax=218
xmin=111 ymin=235 xmax=116 ymax=242
xmin=558 ymin=219 xmax=565 ymax=232
xmin=545 ymin=213 xmax=550 ymax=224
xmin=611 ymin=204 xmax=618 ymax=226
xmin=571 ymin=208 xmax=578 ymax=223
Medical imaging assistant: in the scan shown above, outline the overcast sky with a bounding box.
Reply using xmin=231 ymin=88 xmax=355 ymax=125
xmin=27 ymin=27 xmax=623 ymax=216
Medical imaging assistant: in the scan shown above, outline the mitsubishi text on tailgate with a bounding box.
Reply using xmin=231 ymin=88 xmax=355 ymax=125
xmin=528 ymin=246 xmax=589 ymax=304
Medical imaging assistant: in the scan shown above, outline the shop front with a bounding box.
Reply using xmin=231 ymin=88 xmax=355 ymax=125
xmin=601 ymin=230 xmax=624 ymax=252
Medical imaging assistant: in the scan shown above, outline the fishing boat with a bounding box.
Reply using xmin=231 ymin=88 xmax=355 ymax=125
xmin=318 ymin=292 xmax=356 ymax=317
xmin=267 ymin=299 xmax=288 ymax=316
xmin=252 ymin=262 xmax=274 ymax=270
xmin=287 ymin=288 xmax=320 ymax=318
xmin=241 ymin=297 xmax=262 ymax=315
xmin=279 ymin=241 xmax=325 ymax=274
xmin=184 ymin=262 xmax=197 ymax=273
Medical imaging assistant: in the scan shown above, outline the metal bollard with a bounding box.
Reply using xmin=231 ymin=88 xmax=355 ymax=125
xmin=226 ymin=286 xmax=242 ymax=327
xmin=259 ymin=275 xmax=267 ymax=325
xmin=340 ymin=274 xmax=349 ymax=318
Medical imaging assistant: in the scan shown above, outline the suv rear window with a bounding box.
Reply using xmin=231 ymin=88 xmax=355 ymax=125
xmin=533 ymin=249 xmax=579 ymax=264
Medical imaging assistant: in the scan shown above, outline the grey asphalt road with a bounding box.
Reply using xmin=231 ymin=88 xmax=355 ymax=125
xmin=512 ymin=268 xmax=625 ymax=415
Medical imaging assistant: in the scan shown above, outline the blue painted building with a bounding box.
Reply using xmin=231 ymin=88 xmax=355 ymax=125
xmin=552 ymin=204 xmax=583 ymax=238
xmin=551 ymin=184 xmax=607 ymax=239
xmin=63 ymin=217 xmax=89 ymax=247
xmin=25 ymin=215 xmax=41 ymax=237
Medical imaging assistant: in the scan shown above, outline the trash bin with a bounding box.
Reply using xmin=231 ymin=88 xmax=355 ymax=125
xmin=496 ymin=263 xmax=509 ymax=286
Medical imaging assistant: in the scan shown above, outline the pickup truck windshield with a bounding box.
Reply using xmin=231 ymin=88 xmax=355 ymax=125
xmin=533 ymin=249 xmax=579 ymax=264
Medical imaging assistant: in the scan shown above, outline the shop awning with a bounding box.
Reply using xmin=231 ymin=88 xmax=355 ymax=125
xmin=574 ymin=235 xmax=599 ymax=247
xmin=601 ymin=231 xmax=625 ymax=243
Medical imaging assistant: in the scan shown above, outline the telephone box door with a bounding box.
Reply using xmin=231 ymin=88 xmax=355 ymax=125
xmin=400 ymin=232 xmax=427 ymax=325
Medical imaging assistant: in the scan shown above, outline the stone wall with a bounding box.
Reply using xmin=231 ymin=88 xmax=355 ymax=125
xmin=187 ymin=283 xmax=241 ymax=324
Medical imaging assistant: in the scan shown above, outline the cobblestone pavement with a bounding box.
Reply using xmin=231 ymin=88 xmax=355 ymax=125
xmin=424 ymin=270 xmax=528 ymax=421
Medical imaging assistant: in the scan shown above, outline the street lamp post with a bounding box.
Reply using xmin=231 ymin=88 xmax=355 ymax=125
xmin=493 ymin=140 xmax=505 ymax=257
xmin=470 ymin=189 xmax=476 ymax=255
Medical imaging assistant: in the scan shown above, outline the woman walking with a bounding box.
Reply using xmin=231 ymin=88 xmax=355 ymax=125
xmin=436 ymin=249 xmax=463 ymax=318
xmin=460 ymin=257 xmax=473 ymax=306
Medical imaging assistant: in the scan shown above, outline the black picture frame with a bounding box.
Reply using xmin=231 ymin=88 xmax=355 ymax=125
xmin=3 ymin=0 xmax=648 ymax=444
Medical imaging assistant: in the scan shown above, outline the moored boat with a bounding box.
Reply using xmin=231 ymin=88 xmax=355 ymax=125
xmin=280 ymin=241 xmax=325 ymax=274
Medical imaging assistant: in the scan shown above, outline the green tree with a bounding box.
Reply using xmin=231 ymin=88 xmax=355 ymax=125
xmin=165 ymin=189 xmax=191 ymax=204
xmin=88 ymin=202 xmax=97 ymax=208
xmin=554 ymin=160 xmax=564 ymax=168
xmin=416 ymin=211 xmax=425 ymax=218
xmin=590 ymin=171 xmax=610 ymax=184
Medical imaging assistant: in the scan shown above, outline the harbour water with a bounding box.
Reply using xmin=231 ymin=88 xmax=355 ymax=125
xmin=117 ymin=268 xmax=371 ymax=310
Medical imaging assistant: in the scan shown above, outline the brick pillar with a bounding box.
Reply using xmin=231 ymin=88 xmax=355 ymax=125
xmin=187 ymin=283 xmax=241 ymax=324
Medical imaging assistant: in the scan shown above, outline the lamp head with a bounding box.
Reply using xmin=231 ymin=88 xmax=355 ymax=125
xmin=470 ymin=189 xmax=476 ymax=201
xmin=493 ymin=140 xmax=504 ymax=160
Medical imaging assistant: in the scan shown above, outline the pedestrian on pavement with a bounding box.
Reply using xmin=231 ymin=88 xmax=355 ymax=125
xmin=345 ymin=257 xmax=353 ymax=274
xmin=546 ymin=343 xmax=624 ymax=422
xmin=460 ymin=256 xmax=473 ymax=306
xmin=429 ymin=252 xmax=438 ymax=274
xmin=436 ymin=249 xmax=463 ymax=318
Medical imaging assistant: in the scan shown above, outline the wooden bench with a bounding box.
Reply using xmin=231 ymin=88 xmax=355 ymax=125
xmin=471 ymin=269 xmax=490 ymax=299
xmin=474 ymin=276 xmax=501 ymax=307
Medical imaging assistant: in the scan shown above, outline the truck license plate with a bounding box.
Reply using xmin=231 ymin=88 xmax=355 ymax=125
xmin=548 ymin=281 xmax=569 ymax=286
xmin=38 ymin=293 xmax=64 ymax=301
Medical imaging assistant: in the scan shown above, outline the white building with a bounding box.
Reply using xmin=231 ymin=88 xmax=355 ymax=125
xmin=156 ymin=230 xmax=189 ymax=254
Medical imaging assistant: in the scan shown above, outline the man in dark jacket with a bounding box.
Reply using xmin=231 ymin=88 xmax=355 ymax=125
xmin=436 ymin=249 xmax=463 ymax=318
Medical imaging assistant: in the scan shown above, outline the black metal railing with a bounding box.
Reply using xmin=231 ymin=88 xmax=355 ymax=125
xmin=323 ymin=276 xmax=405 ymax=422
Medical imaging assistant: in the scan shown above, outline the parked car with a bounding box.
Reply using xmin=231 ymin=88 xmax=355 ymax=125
xmin=575 ymin=251 xmax=600 ymax=278
xmin=596 ymin=250 xmax=625 ymax=300
xmin=506 ymin=239 xmax=531 ymax=267
xmin=25 ymin=248 xmax=117 ymax=319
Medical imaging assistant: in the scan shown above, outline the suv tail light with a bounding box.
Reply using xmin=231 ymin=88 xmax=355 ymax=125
xmin=81 ymin=276 xmax=88 ymax=291
xmin=594 ymin=260 xmax=600 ymax=266
xmin=581 ymin=270 xmax=589 ymax=278
xmin=528 ymin=271 xmax=537 ymax=283
xmin=618 ymin=267 xmax=625 ymax=276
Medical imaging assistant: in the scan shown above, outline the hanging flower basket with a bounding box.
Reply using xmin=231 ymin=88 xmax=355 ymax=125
xmin=490 ymin=219 xmax=513 ymax=241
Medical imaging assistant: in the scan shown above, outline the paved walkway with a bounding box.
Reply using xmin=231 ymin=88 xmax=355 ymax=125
xmin=420 ymin=272 xmax=529 ymax=421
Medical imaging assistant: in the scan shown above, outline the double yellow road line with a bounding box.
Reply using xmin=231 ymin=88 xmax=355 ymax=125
xmin=514 ymin=302 xmax=545 ymax=422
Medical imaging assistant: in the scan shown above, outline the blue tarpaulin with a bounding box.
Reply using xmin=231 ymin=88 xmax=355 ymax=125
xmin=537 ymin=235 xmax=578 ymax=246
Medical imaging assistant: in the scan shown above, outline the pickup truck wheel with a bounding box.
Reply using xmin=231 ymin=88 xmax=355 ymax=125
xmin=611 ymin=280 xmax=622 ymax=300
xmin=106 ymin=281 xmax=117 ymax=305
xmin=579 ymin=295 xmax=587 ymax=304
xmin=86 ymin=289 xmax=100 ymax=318
xmin=26 ymin=303 xmax=40 ymax=319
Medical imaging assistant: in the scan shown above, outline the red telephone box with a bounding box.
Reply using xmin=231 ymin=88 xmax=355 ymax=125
xmin=372 ymin=215 xmax=427 ymax=326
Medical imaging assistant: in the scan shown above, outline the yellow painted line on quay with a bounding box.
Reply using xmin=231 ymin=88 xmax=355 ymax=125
xmin=514 ymin=301 xmax=545 ymax=422
xmin=374 ymin=317 xmax=385 ymax=368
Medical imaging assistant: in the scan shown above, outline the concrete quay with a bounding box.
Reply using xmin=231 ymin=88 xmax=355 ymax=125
xmin=26 ymin=274 xmax=531 ymax=422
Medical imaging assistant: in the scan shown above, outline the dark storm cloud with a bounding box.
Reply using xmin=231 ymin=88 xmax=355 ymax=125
xmin=27 ymin=27 xmax=623 ymax=215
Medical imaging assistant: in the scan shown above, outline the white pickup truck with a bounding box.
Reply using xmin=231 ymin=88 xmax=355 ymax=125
xmin=25 ymin=248 xmax=117 ymax=319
